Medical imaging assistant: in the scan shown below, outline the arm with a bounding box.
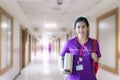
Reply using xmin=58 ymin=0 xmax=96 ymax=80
xmin=60 ymin=41 xmax=70 ymax=57
xmin=91 ymin=53 xmax=99 ymax=62
xmin=59 ymin=41 xmax=71 ymax=74
xmin=91 ymin=40 xmax=101 ymax=62
xmin=92 ymin=40 xmax=101 ymax=74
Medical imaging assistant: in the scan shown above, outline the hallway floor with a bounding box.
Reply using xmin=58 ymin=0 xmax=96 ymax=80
xmin=14 ymin=50 xmax=112 ymax=80
xmin=15 ymin=51 xmax=66 ymax=80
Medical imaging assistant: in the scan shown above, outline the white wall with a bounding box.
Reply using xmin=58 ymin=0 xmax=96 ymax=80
xmin=97 ymin=61 xmax=120 ymax=80
xmin=60 ymin=35 xmax=67 ymax=54
xmin=0 ymin=0 xmax=31 ymax=28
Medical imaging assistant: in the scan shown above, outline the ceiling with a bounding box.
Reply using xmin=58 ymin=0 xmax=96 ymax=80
xmin=16 ymin=0 xmax=103 ymax=39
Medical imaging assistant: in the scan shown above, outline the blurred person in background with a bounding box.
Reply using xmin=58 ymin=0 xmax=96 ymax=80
xmin=48 ymin=42 xmax=52 ymax=54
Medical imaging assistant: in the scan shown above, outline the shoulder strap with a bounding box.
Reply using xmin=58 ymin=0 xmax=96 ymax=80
xmin=92 ymin=39 xmax=98 ymax=74
xmin=92 ymin=39 xmax=97 ymax=53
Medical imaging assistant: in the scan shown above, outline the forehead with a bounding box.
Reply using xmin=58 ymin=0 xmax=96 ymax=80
xmin=76 ymin=21 xmax=86 ymax=26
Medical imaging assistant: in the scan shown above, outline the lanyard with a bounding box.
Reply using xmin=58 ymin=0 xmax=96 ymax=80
xmin=77 ymin=38 xmax=88 ymax=56
xmin=79 ymin=44 xmax=85 ymax=56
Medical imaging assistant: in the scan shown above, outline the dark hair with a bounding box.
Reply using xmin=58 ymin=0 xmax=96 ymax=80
xmin=74 ymin=16 xmax=90 ymax=37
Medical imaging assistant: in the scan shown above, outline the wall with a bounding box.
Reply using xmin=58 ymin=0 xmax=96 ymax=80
xmin=0 ymin=17 xmax=21 ymax=80
xmin=25 ymin=34 xmax=29 ymax=65
xmin=60 ymin=35 xmax=67 ymax=55
xmin=0 ymin=0 xmax=30 ymax=80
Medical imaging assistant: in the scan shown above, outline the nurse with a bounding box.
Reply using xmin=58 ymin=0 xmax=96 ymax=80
xmin=48 ymin=42 xmax=52 ymax=54
xmin=60 ymin=16 xmax=101 ymax=80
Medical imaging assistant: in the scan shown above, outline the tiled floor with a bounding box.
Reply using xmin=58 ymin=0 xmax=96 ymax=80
xmin=15 ymin=51 xmax=66 ymax=80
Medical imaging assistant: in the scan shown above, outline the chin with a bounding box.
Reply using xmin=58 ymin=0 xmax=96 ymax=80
xmin=78 ymin=34 xmax=86 ymax=37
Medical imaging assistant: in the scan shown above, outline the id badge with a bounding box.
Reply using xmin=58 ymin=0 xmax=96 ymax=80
xmin=79 ymin=57 xmax=83 ymax=62
xmin=76 ymin=64 xmax=83 ymax=71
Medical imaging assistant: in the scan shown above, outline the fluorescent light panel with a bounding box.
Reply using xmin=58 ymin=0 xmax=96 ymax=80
xmin=44 ymin=23 xmax=57 ymax=28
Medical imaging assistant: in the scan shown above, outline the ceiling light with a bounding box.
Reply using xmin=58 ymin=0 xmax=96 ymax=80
xmin=44 ymin=23 xmax=57 ymax=28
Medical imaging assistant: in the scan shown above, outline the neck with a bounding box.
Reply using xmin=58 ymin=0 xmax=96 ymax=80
xmin=78 ymin=36 xmax=88 ymax=45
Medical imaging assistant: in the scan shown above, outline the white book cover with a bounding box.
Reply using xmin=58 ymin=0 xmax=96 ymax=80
xmin=64 ymin=53 xmax=73 ymax=72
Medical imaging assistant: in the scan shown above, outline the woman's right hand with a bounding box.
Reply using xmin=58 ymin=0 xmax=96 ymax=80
xmin=91 ymin=53 xmax=99 ymax=62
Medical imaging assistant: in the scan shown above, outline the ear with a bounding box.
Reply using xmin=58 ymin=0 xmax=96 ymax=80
xmin=87 ymin=26 xmax=89 ymax=30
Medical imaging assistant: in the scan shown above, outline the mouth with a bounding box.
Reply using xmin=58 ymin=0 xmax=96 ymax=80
xmin=79 ymin=32 xmax=84 ymax=34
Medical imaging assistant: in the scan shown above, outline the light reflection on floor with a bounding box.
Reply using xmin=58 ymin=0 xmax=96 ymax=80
xmin=15 ymin=50 xmax=66 ymax=80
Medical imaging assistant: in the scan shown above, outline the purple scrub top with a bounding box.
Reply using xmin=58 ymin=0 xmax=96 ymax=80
xmin=48 ymin=43 xmax=52 ymax=53
xmin=60 ymin=37 xmax=101 ymax=80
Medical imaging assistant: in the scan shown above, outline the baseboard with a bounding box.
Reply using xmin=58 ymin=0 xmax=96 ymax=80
xmin=13 ymin=72 xmax=21 ymax=80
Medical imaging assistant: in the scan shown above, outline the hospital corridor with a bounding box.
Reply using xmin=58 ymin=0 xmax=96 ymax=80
xmin=0 ymin=0 xmax=120 ymax=80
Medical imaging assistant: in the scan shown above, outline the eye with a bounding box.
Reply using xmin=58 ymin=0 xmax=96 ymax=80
xmin=82 ymin=25 xmax=85 ymax=28
xmin=78 ymin=26 xmax=80 ymax=28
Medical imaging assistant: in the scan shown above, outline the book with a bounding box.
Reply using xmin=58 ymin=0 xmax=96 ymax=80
xmin=64 ymin=53 xmax=73 ymax=73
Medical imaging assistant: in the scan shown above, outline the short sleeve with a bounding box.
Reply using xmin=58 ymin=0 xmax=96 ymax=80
xmin=60 ymin=41 xmax=70 ymax=57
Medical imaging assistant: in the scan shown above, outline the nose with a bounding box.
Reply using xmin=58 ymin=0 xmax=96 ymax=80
xmin=79 ymin=27 xmax=83 ymax=32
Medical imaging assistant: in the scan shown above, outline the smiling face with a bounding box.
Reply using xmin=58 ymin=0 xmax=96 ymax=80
xmin=75 ymin=21 xmax=89 ymax=37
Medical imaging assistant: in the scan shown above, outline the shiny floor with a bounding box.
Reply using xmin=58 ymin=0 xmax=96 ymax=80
xmin=15 ymin=51 xmax=66 ymax=80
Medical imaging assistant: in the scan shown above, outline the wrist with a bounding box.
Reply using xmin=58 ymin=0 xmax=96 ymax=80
xmin=93 ymin=58 xmax=99 ymax=62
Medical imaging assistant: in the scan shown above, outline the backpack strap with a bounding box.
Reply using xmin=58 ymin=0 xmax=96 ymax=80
xmin=92 ymin=39 xmax=98 ymax=75
xmin=92 ymin=39 xmax=97 ymax=53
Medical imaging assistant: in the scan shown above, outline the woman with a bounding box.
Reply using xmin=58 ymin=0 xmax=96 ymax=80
xmin=48 ymin=42 xmax=52 ymax=54
xmin=60 ymin=17 xmax=101 ymax=80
